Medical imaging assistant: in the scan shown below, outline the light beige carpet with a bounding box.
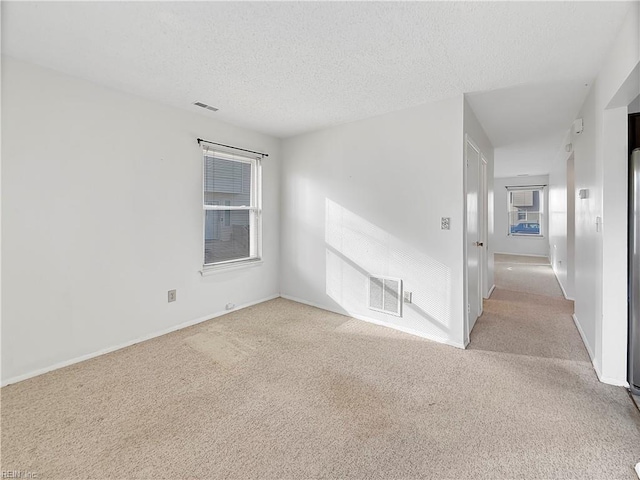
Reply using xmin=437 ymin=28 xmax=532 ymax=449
xmin=495 ymin=253 xmax=564 ymax=298
xmin=494 ymin=254 xmax=551 ymax=265
xmin=2 ymin=261 xmax=640 ymax=479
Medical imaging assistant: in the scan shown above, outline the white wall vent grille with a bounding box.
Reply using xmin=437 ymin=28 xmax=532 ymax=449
xmin=193 ymin=101 xmax=219 ymax=112
xmin=368 ymin=276 xmax=403 ymax=317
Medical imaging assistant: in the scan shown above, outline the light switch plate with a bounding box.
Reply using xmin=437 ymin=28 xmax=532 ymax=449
xmin=168 ymin=290 xmax=176 ymax=302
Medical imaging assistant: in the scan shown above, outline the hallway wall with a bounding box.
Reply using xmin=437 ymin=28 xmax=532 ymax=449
xmin=548 ymin=131 xmax=574 ymax=300
xmin=280 ymin=96 xmax=468 ymax=348
xmin=566 ymin=2 xmax=639 ymax=385
xmin=463 ymin=98 xmax=495 ymax=299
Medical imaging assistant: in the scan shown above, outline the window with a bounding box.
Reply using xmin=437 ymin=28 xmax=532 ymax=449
xmin=507 ymin=186 xmax=544 ymax=236
xmin=202 ymin=147 xmax=261 ymax=268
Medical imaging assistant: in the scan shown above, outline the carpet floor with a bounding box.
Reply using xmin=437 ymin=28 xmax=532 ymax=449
xmin=2 ymin=256 xmax=640 ymax=479
xmin=494 ymin=254 xmax=564 ymax=298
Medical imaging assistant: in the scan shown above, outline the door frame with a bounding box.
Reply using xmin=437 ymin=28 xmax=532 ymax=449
xmin=479 ymin=154 xmax=488 ymax=314
xmin=464 ymin=134 xmax=488 ymax=344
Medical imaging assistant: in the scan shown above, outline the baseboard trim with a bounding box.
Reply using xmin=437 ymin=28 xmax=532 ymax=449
xmin=597 ymin=373 xmax=629 ymax=387
xmin=572 ymin=313 xmax=595 ymax=361
xmin=1 ymin=294 xmax=280 ymax=388
xmin=485 ymin=284 xmax=496 ymax=299
xmin=280 ymin=294 xmax=466 ymax=349
xmin=591 ymin=360 xmax=628 ymax=387
xmin=570 ymin=313 xmax=628 ymax=387
xmin=558 ymin=283 xmax=574 ymax=301
xmin=551 ymin=265 xmax=574 ymax=301
xmin=494 ymin=252 xmax=549 ymax=259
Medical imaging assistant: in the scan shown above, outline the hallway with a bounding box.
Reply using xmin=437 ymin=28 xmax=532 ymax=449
xmin=470 ymin=254 xmax=640 ymax=477
xmin=471 ymin=254 xmax=580 ymax=360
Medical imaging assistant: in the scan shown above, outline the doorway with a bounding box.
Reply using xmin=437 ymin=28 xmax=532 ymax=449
xmin=465 ymin=135 xmax=488 ymax=340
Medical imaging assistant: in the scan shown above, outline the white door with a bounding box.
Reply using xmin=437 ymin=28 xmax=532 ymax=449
xmin=466 ymin=138 xmax=481 ymax=334
xmin=480 ymin=155 xmax=488 ymax=310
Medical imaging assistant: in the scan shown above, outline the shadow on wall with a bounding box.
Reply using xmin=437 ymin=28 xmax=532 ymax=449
xmin=324 ymin=199 xmax=452 ymax=339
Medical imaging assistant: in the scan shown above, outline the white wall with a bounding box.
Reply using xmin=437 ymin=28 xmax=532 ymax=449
xmin=492 ymin=175 xmax=550 ymax=257
xmin=1 ymin=57 xmax=281 ymax=384
xmin=572 ymin=84 xmax=601 ymax=365
xmin=569 ymin=2 xmax=639 ymax=385
xmin=280 ymin=96 xmax=468 ymax=347
xmin=601 ymin=106 xmax=629 ymax=383
xmin=548 ymin=130 xmax=574 ymax=300
xmin=463 ymin=98 xmax=495 ymax=299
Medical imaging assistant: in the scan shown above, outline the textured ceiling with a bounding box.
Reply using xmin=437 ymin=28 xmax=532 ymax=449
xmin=1 ymin=1 xmax=633 ymax=159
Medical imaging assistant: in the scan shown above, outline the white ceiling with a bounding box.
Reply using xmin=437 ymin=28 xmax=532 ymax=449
xmin=1 ymin=1 xmax=633 ymax=173
xmin=493 ymin=136 xmax=568 ymax=178
xmin=466 ymin=81 xmax=588 ymax=177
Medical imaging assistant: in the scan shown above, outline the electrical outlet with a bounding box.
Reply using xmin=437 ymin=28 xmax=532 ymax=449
xmin=441 ymin=217 xmax=450 ymax=230
xmin=404 ymin=291 xmax=412 ymax=304
xmin=168 ymin=289 xmax=176 ymax=303
xmin=225 ymin=303 xmax=235 ymax=310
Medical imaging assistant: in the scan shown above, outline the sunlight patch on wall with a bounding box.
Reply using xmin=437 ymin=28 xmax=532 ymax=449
xmin=325 ymin=198 xmax=452 ymax=339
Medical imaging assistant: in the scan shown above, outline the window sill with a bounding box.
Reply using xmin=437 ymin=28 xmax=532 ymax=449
xmin=508 ymin=234 xmax=545 ymax=238
xmin=200 ymin=258 xmax=263 ymax=276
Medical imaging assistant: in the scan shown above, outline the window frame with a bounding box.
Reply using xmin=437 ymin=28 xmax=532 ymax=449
xmin=506 ymin=185 xmax=545 ymax=238
xmin=201 ymin=148 xmax=262 ymax=272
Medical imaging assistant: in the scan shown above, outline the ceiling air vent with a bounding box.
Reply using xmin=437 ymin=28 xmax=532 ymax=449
xmin=369 ymin=275 xmax=403 ymax=317
xmin=193 ymin=101 xmax=219 ymax=112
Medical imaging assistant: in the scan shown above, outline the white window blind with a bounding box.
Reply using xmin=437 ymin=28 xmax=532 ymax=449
xmin=202 ymin=147 xmax=262 ymax=267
